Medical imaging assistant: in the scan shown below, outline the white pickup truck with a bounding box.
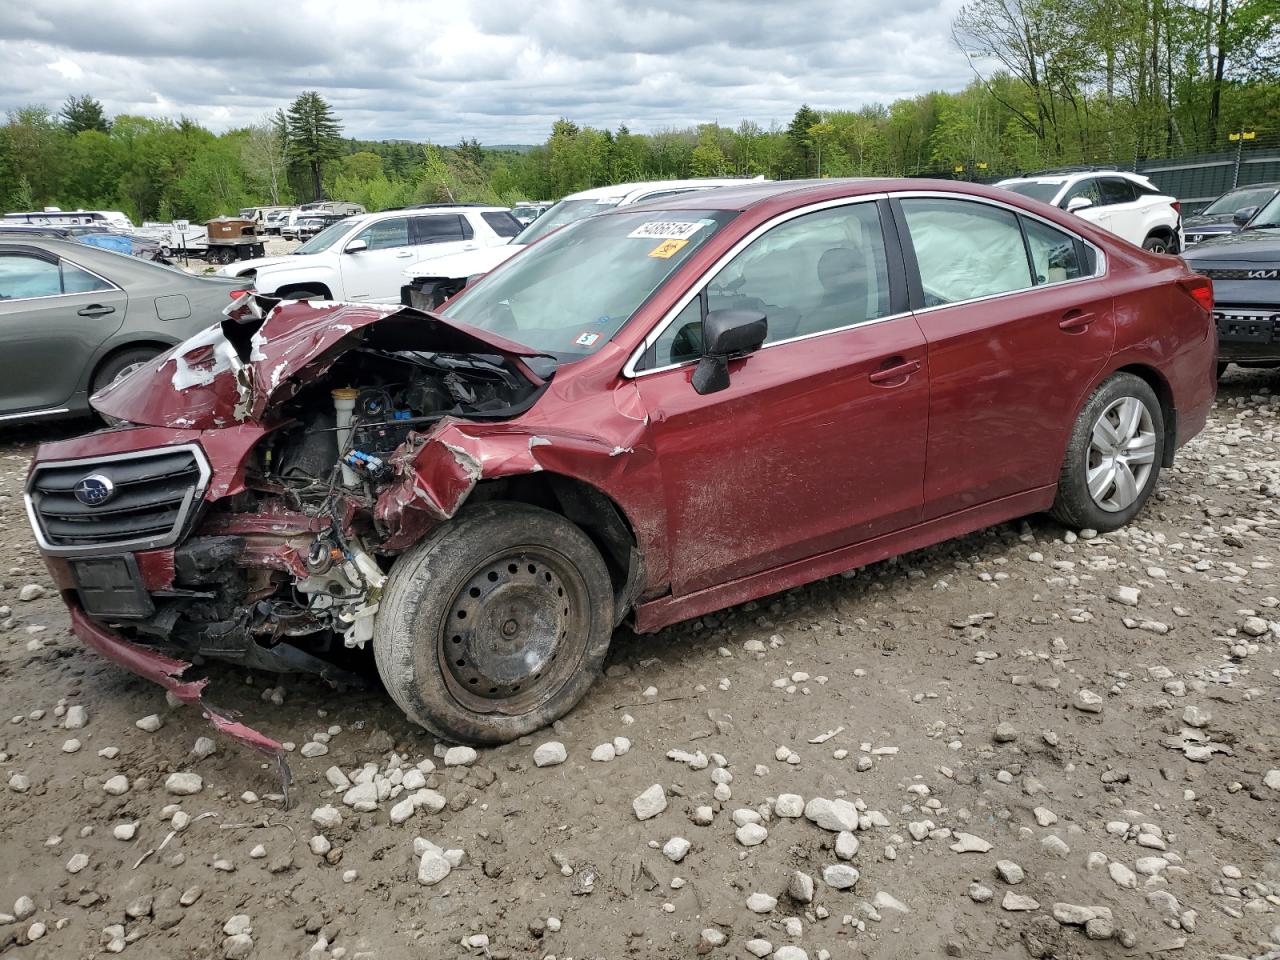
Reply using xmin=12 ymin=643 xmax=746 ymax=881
xmin=216 ymin=205 xmax=522 ymax=302
xmin=401 ymin=177 xmax=767 ymax=309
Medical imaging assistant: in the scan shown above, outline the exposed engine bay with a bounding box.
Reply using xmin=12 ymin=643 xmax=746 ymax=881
xmin=82 ymin=300 xmax=550 ymax=685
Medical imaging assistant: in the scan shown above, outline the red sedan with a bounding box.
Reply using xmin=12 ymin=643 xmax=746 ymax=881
xmin=26 ymin=179 xmax=1216 ymax=750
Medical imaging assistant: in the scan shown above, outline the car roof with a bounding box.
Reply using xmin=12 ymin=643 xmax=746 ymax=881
xmin=561 ymin=178 xmax=765 ymax=204
xmin=611 ymin=177 xmax=924 ymax=212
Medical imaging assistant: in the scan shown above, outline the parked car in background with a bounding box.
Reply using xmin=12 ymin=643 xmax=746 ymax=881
xmin=0 ymin=224 xmax=165 ymax=260
xmin=403 ymin=177 xmax=768 ymax=309
xmin=263 ymin=209 xmax=293 ymax=235
xmin=1183 ymin=191 xmax=1280 ymax=377
xmin=997 ymin=169 xmax=1183 ymax=253
xmin=300 ymin=200 xmax=366 ymax=217
xmin=31 ymin=178 xmax=1215 ymax=750
xmin=0 ymin=238 xmax=241 ymax=423
xmin=215 ymin=205 xmax=518 ymax=303
xmin=511 ymin=201 xmax=553 ymax=225
xmin=1183 ymin=182 xmax=1280 ymax=246
xmin=293 ymin=214 xmax=346 ymax=242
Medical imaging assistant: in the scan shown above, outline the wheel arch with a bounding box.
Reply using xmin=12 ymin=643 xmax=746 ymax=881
xmin=1114 ymin=362 xmax=1177 ymax=467
xmin=89 ymin=339 xmax=174 ymax=390
xmin=469 ymin=471 xmax=644 ymax=624
xmin=1144 ymin=224 xmax=1179 ymax=252
xmin=274 ymin=281 xmax=333 ymax=299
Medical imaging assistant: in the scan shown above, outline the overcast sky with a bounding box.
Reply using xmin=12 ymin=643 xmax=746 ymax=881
xmin=1 ymin=0 xmax=974 ymax=144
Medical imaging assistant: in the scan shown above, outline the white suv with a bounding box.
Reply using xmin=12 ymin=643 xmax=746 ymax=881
xmin=997 ymin=170 xmax=1183 ymax=253
xmin=402 ymin=177 xmax=767 ymax=309
xmin=216 ymin=205 xmax=523 ymax=302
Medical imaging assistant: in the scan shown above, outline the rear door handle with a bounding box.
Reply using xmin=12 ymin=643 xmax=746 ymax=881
xmin=77 ymin=304 xmax=115 ymax=317
xmin=1059 ymin=310 xmax=1094 ymax=332
xmin=395 ymin=251 xmax=414 ymax=258
xmin=869 ymin=357 xmax=921 ymax=385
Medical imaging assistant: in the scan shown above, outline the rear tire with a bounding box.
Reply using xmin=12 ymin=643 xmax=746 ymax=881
xmin=1142 ymin=234 xmax=1174 ymax=254
xmin=373 ymin=503 xmax=614 ymax=744
xmin=1051 ymin=373 xmax=1165 ymax=533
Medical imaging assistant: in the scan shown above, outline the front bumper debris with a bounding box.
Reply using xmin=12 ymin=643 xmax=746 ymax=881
xmin=69 ymin=605 xmax=293 ymax=803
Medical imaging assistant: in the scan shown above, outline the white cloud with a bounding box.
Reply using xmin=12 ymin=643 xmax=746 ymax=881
xmin=0 ymin=0 xmax=974 ymax=142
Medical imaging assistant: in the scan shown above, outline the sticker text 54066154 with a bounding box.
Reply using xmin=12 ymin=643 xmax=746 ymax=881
xmin=627 ymin=221 xmax=705 ymax=241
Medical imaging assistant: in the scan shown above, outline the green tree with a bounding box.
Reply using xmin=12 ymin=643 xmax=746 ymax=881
xmin=242 ymin=111 xmax=289 ymax=205
xmin=786 ymin=104 xmax=822 ymax=177
xmin=60 ymin=95 xmax=111 ymax=134
xmin=690 ymin=125 xmax=727 ymax=176
xmin=285 ymin=91 xmax=343 ymax=201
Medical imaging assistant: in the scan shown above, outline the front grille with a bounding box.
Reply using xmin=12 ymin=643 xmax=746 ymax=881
xmin=1200 ymin=267 xmax=1280 ymax=280
xmin=26 ymin=445 xmax=210 ymax=555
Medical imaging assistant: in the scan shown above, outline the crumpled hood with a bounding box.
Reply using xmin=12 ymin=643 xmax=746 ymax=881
xmin=89 ymin=300 xmax=546 ymax=430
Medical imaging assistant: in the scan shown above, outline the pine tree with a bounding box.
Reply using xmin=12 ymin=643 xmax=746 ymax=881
xmin=285 ymin=92 xmax=343 ymax=201
xmin=60 ymin=95 xmax=111 ymax=134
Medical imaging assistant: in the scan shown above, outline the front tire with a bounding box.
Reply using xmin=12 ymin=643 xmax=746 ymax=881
xmin=1051 ymin=373 xmax=1165 ymax=532
xmin=373 ymin=503 xmax=614 ymax=744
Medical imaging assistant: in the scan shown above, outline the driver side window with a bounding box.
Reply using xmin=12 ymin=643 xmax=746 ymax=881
xmin=642 ymin=202 xmax=891 ymax=369
xmin=353 ymin=217 xmax=409 ymax=251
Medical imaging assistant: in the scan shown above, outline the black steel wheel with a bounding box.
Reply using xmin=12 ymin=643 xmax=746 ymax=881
xmin=374 ymin=503 xmax=614 ymax=744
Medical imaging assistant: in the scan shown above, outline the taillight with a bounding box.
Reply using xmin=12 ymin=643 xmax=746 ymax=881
xmin=230 ymin=289 xmax=252 ymax=299
xmin=1171 ymin=200 xmax=1181 ymax=217
xmin=1177 ymin=275 xmax=1213 ymax=313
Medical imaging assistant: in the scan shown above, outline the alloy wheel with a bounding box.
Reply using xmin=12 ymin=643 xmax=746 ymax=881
xmin=1086 ymin=396 xmax=1157 ymax=512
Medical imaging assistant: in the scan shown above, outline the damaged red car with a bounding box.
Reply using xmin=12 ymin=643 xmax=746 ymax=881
xmin=25 ymin=179 xmax=1217 ymax=747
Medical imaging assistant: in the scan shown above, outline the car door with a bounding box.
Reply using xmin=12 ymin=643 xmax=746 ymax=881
xmin=409 ymin=214 xmax=477 ymax=264
xmin=892 ymin=195 xmax=1115 ymax=519
xmin=632 ymin=199 xmax=929 ymax=595
xmin=339 ymin=216 xmax=414 ymax=302
xmin=1061 ymin=178 xmax=1111 ymax=233
xmin=0 ymin=248 xmax=126 ymax=417
xmin=1097 ymin=177 xmax=1143 ymax=244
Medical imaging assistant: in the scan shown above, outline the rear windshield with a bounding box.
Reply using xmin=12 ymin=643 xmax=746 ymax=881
xmin=1000 ymin=181 xmax=1063 ymax=204
xmin=513 ymin=198 xmax=621 ymax=245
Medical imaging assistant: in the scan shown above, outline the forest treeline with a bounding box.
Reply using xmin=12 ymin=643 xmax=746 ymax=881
xmin=2 ymin=0 xmax=1275 ymax=222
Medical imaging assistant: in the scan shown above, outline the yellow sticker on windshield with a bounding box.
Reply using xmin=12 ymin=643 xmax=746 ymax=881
xmin=648 ymin=238 xmax=688 ymax=259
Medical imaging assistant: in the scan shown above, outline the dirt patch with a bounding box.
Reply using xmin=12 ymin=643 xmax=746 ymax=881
xmin=1 ymin=372 xmax=1278 ymax=959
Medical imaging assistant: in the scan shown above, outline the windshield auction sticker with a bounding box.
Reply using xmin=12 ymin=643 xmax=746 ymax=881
xmin=628 ymin=221 xmax=705 ymax=241
xmin=648 ymin=239 xmax=689 ymax=258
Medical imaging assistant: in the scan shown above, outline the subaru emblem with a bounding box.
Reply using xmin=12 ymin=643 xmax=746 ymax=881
xmin=74 ymin=474 xmax=115 ymax=507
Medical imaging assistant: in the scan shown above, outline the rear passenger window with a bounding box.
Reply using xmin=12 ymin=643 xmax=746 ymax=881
xmin=0 ymin=255 xmax=62 ymax=299
xmin=900 ymin=198 xmax=1033 ymax=305
xmin=61 ymin=261 xmax=113 ymax=294
xmin=1021 ymin=218 xmax=1088 ymax=284
xmin=481 ymin=212 xmax=522 ymax=238
xmin=413 ymin=215 xmax=467 ymax=245
xmin=1098 ymin=178 xmax=1137 ymax=205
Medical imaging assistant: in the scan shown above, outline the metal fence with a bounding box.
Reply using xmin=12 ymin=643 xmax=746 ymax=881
xmin=1136 ymin=146 xmax=1280 ymax=214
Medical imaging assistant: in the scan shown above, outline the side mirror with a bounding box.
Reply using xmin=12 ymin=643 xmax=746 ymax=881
xmin=1232 ymin=205 xmax=1259 ymax=226
xmin=344 ymin=239 xmax=368 ymax=254
xmin=691 ymin=309 xmax=767 ymax=396
xmin=1066 ymin=196 xmax=1093 ymax=213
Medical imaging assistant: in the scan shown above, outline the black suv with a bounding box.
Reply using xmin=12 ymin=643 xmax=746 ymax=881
xmin=1184 ymin=193 xmax=1280 ymax=376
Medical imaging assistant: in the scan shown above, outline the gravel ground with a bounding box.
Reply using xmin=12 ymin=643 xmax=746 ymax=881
xmin=1 ymin=370 xmax=1278 ymax=960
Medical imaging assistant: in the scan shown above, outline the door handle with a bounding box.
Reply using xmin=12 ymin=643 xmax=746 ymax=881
xmin=77 ymin=304 xmax=115 ymax=317
xmin=462 ymin=243 xmax=478 ymax=250
xmin=395 ymin=251 xmax=413 ymax=258
xmin=1059 ymin=310 xmax=1094 ymax=332
xmin=868 ymin=357 xmax=921 ymax=385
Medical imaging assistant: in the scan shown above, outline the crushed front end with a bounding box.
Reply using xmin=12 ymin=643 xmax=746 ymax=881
xmin=25 ymin=297 xmax=556 ymax=757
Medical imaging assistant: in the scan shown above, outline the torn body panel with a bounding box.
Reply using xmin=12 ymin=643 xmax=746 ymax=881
xmin=69 ymin=605 xmax=292 ymax=797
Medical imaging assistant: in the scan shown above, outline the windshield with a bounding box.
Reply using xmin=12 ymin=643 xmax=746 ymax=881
xmin=295 ymin=220 xmax=354 ymax=254
xmin=445 ymin=209 xmax=735 ymax=358
xmin=1247 ymin=194 xmax=1280 ymax=228
xmin=1203 ymin=186 xmax=1279 ymax=217
xmin=1000 ymin=181 xmax=1063 ymax=204
xmin=513 ymin=197 xmax=622 ymax=245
